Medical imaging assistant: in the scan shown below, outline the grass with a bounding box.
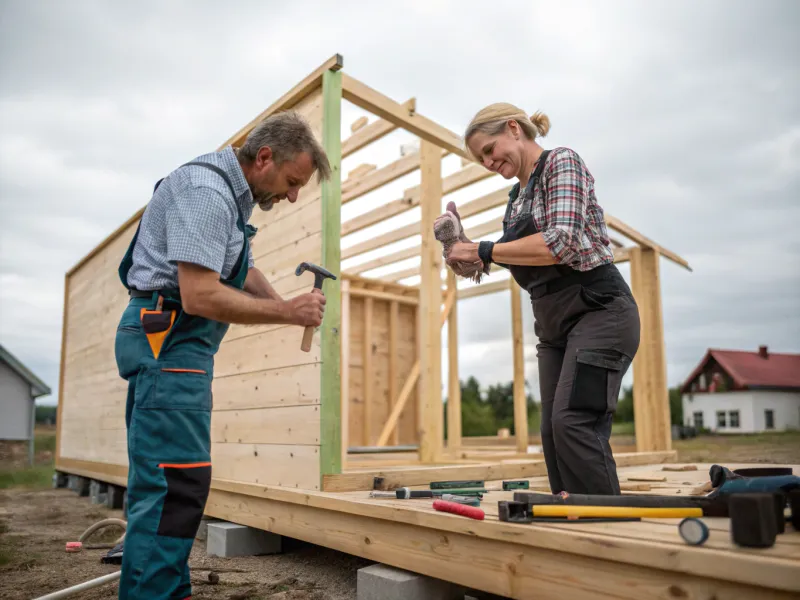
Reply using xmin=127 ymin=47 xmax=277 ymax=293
xmin=611 ymin=421 xmax=635 ymax=435
xmin=34 ymin=430 xmax=57 ymax=454
xmin=0 ymin=465 xmax=54 ymax=490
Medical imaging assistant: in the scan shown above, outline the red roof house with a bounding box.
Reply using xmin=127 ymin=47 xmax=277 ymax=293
xmin=680 ymin=346 xmax=800 ymax=394
xmin=680 ymin=346 xmax=800 ymax=433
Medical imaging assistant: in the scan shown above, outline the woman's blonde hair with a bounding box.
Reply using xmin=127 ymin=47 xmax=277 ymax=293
xmin=463 ymin=103 xmax=550 ymax=156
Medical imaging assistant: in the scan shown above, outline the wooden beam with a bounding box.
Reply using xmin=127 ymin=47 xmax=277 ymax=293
xmin=389 ymin=301 xmax=399 ymax=446
xmin=341 ymin=73 xmax=470 ymax=160
xmin=54 ymin=274 xmax=70 ymax=466
xmin=348 ymin=287 xmax=418 ymax=306
xmin=350 ymin=116 xmax=368 ymax=132
xmin=347 ymin=215 xmax=504 ymax=276
xmin=446 ymin=271 xmax=462 ymax=450
xmin=605 ymin=214 xmax=691 ymax=271
xmin=222 ymin=54 xmax=343 ymax=149
xmin=457 ymin=277 xmax=510 ymax=300
xmin=510 ymin=278 xmax=528 ymax=454
xmin=319 ymin=66 xmax=344 ymax=478
xmin=629 ymin=247 xmax=672 ymax=453
xmin=342 ymin=148 xmax=446 ymax=206
xmin=341 ymin=98 xmax=415 ymax=158
xmin=340 ymin=278 xmax=350 ymax=469
xmin=418 ymin=140 xmax=444 ymax=463
xmin=341 ymin=162 xmax=496 ymax=238
xmin=363 ymin=296 xmax=373 ymax=446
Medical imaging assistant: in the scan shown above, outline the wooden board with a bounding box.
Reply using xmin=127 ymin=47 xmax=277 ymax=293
xmin=345 ymin=292 xmax=418 ymax=447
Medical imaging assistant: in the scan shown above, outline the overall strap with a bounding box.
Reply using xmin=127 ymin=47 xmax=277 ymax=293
xmin=524 ymin=149 xmax=551 ymax=197
xmin=181 ymin=161 xmax=244 ymax=232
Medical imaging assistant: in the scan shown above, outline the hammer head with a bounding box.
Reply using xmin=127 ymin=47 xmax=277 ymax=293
xmin=295 ymin=262 xmax=337 ymax=289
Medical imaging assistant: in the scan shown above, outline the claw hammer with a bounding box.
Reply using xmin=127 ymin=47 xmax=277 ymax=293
xmin=294 ymin=262 xmax=336 ymax=352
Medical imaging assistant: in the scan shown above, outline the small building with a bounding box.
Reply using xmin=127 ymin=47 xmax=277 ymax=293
xmin=0 ymin=344 xmax=52 ymax=464
xmin=680 ymin=345 xmax=800 ymax=433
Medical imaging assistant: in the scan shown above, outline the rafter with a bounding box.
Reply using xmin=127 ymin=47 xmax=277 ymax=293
xmin=341 ymin=98 xmax=416 ymax=158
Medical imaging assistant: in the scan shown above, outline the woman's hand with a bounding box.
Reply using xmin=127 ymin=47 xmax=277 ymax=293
xmin=446 ymin=242 xmax=480 ymax=266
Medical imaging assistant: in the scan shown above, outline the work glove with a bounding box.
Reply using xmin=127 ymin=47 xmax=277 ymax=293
xmin=433 ymin=201 xmax=490 ymax=283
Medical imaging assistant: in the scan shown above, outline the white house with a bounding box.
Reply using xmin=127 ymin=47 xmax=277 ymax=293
xmin=0 ymin=344 xmax=52 ymax=465
xmin=680 ymin=345 xmax=800 ymax=434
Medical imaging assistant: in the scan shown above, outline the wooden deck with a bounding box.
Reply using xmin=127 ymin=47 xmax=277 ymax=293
xmin=201 ymin=461 xmax=800 ymax=599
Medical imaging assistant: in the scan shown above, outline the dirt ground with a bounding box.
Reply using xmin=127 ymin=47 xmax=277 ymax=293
xmin=0 ymin=487 xmax=373 ymax=599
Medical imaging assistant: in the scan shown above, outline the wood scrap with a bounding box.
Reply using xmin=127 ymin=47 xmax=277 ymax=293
xmin=620 ymin=483 xmax=652 ymax=492
xmin=627 ymin=475 xmax=667 ymax=482
xmin=662 ymin=465 xmax=698 ymax=472
xmin=350 ymin=115 xmax=368 ymax=132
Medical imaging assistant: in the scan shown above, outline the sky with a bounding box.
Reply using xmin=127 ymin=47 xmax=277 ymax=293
xmin=1 ymin=0 xmax=798 ymax=408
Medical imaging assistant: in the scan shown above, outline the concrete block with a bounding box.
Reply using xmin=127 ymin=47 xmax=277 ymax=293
xmin=206 ymin=522 xmax=282 ymax=558
xmin=195 ymin=515 xmax=221 ymax=542
xmin=52 ymin=471 xmax=68 ymax=489
xmin=357 ymin=564 xmax=465 ymax=600
xmin=68 ymin=475 xmax=90 ymax=496
xmin=105 ymin=485 xmax=125 ymax=510
xmin=90 ymin=480 xmax=108 ymax=504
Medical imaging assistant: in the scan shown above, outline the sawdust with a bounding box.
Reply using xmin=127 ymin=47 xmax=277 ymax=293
xmin=0 ymin=488 xmax=371 ymax=599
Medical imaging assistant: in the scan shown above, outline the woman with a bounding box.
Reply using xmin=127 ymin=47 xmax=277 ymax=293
xmin=445 ymin=104 xmax=640 ymax=495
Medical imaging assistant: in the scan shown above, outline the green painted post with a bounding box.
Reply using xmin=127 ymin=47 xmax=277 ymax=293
xmin=319 ymin=66 xmax=343 ymax=481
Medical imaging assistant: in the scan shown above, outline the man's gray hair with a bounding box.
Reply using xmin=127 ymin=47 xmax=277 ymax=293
xmin=238 ymin=110 xmax=332 ymax=182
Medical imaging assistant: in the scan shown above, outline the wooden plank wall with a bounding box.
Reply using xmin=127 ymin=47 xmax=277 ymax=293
xmin=346 ymin=294 xmax=418 ymax=447
xmin=58 ymin=87 xmax=327 ymax=490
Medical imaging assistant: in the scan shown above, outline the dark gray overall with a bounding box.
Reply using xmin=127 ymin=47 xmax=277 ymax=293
xmin=496 ymin=150 xmax=640 ymax=495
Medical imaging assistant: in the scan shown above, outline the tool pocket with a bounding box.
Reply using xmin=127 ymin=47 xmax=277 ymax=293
xmin=139 ymin=308 xmax=176 ymax=360
xmin=569 ymin=349 xmax=630 ymax=413
xmin=156 ymin=462 xmax=212 ymax=539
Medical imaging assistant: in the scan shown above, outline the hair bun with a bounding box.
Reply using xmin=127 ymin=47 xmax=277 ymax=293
xmin=529 ymin=111 xmax=551 ymax=137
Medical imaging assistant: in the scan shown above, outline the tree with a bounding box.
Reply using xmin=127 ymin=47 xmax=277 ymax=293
xmin=612 ymin=385 xmax=684 ymax=425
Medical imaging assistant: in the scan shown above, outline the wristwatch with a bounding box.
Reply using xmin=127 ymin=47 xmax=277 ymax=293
xmin=478 ymin=241 xmax=495 ymax=265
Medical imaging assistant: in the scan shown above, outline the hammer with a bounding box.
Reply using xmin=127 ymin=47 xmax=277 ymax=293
xmin=294 ymin=262 xmax=336 ymax=352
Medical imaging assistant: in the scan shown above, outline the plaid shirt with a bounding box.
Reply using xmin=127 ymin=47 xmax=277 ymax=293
xmin=125 ymin=146 xmax=255 ymax=290
xmin=514 ymin=146 xmax=613 ymax=271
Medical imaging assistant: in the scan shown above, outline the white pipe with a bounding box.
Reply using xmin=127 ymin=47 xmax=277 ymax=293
xmin=32 ymin=571 xmax=121 ymax=599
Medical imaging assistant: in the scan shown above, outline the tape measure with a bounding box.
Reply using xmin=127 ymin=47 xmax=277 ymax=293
xmin=678 ymin=517 xmax=709 ymax=545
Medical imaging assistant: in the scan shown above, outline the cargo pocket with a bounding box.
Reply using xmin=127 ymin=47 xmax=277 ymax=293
xmin=569 ymin=349 xmax=629 ymax=413
xmin=132 ymin=367 xmax=213 ymax=462
xmin=156 ymin=462 xmax=212 ymax=538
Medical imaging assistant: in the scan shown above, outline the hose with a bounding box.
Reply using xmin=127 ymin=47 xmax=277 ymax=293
xmin=32 ymin=571 xmax=122 ymax=600
xmin=32 ymin=517 xmax=127 ymax=599
xmin=77 ymin=517 xmax=127 ymax=549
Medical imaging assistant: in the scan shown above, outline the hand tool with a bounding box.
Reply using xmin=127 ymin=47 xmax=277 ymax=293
xmin=678 ymin=518 xmax=709 ymax=545
xmin=433 ymin=499 xmax=485 ymax=520
xmin=498 ymin=501 xmax=640 ymax=524
xmin=441 ymin=494 xmax=481 ymax=507
xmin=524 ymin=505 xmax=703 ymax=519
xmin=430 ymin=479 xmax=529 ymax=491
xmin=369 ymin=487 xmax=485 ymax=499
xmin=294 ymin=262 xmax=336 ymax=352
xmin=730 ymin=493 xmax=778 ymax=548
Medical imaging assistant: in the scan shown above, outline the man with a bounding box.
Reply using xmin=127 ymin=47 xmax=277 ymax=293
xmin=113 ymin=111 xmax=330 ymax=599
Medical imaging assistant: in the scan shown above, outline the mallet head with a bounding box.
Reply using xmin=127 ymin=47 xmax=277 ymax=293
xmin=295 ymin=262 xmax=337 ymax=289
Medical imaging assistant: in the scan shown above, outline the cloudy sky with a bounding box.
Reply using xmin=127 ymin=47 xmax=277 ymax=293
xmin=1 ymin=0 xmax=798 ymax=408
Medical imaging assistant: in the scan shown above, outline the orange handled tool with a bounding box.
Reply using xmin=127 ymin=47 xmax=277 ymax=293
xmin=433 ymin=499 xmax=485 ymax=520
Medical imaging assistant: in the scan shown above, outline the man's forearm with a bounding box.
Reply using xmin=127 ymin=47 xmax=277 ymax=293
xmin=244 ymin=267 xmax=283 ymax=301
xmin=184 ymin=281 xmax=293 ymax=325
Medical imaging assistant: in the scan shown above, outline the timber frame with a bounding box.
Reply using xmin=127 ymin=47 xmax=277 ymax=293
xmin=55 ymin=54 xmax=690 ymax=494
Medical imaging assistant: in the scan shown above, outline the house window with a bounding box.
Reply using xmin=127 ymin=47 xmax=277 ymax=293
xmin=728 ymin=411 xmax=740 ymax=428
xmin=717 ymin=411 xmax=726 ymax=428
xmin=693 ymin=411 xmax=703 ymax=429
xmin=765 ymin=410 xmax=775 ymax=430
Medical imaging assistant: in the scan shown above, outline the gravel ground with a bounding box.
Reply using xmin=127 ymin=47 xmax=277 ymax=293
xmin=0 ymin=488 xmax=374 ymax=600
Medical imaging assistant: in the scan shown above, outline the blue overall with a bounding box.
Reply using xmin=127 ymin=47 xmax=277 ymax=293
xmin=114 ymin=162 xmax=252 ymax=599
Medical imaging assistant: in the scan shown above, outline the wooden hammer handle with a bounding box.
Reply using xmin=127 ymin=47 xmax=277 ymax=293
xmin=301 ymin=325 xmax=314 ymax=352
